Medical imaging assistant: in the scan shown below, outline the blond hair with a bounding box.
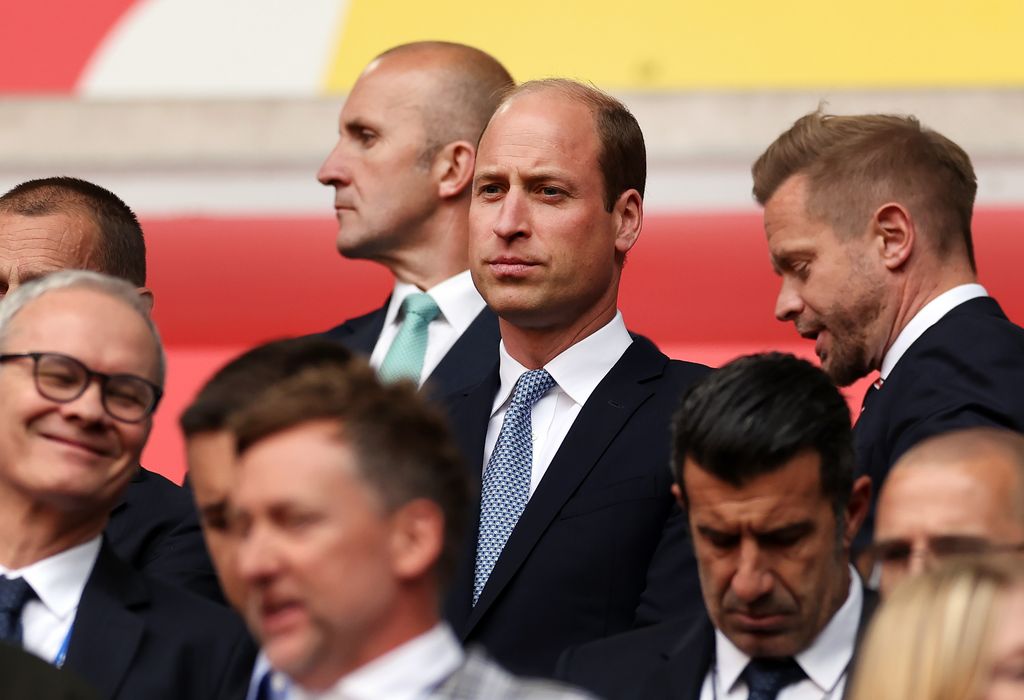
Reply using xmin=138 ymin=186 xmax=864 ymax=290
xmin=849 ymin=556 xmax=1024 ymax=700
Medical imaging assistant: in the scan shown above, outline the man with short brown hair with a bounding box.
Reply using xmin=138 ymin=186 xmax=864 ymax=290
xmin=753 ymin=110 xmax=1024 ymax=550
xmin=230 ymin=360 xmax=592 ymax=698
xmin=445 ymin=78 xmax=709 ymax=676
xmin=318 ymin=42 xmax=513 ymax=396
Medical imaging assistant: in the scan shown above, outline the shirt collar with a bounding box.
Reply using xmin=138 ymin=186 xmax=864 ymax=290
xmin=303 ymin=623 xmax=463 ymax=700
xmin=714 ymin=565 xmax=863 ymax=694
xmin=880 ymin=283 xmax=988 ymax=379
xmin=492 ymin=312 xmax=632 ymax=415
xmin=386 ymin=271 xmax=485 ymax=336
xmin=0 ymin=536 xmax=101 ymax=621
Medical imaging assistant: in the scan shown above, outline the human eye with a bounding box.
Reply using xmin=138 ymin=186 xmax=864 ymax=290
xmin=475 ymin=181 xmax=505 ymax=199
xmin=698 ymin=527 xmax=739 ymax=550
xmin=537 ymin=184 xmax=567 ymax=199
xmin=759 ymin=524 xmax=811 ymax=549
xmin=105 ymin=377 xmax=151 ymax=411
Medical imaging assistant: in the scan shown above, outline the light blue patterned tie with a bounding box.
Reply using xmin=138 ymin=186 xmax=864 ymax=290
xmin=378 ymin=293 xmax=441 ymax=383
xmin=473 ymin=368 xmax=556 ymax=604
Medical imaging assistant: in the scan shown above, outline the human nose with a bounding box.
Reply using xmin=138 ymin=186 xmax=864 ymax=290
xmin=60 ymin=379 xmax=107 ymax=424
xmin=730 ymin=541 xmax=774 ymax=603
xmin=317 ymin=140 xmax=351 ymax=186
xmin=491 ymin=189 xmax=530 ymax=241
xmin=237 ymin=521 xmax=280 ymax=584
xmin=774 ymin=277 xmax=805 ymax=322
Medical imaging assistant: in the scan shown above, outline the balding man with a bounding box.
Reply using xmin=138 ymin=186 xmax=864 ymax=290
xmin=872 ymin=427 xmax=1024 ymax=597
xmin=0 ymin=177 xmax=219 ymax=602
xmin=318 ymin=41 xmax=514 ymax=396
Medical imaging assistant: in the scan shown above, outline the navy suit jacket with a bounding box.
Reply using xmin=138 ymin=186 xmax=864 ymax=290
xmin=556 ymin=587 xmax=878 ymax=700
xmin=63 ymin=541 xmax=256 ymax=700
xmin=853 ymin=296 xmax=1024 ymax=548
xmin=443 ymin=336 xmax=710 ymax=677
xmin=323 ymin=298 xmax=500 ymax=399
xmin=105 ymin=467 xmax=223 ymax=604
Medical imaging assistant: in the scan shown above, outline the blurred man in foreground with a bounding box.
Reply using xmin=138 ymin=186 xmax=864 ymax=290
xmin=230 ymin=360 xmax=592 ymax=698
xmin=559 ymin=353 xmax=874 ymax=700
xmin=872 ymin=426 xmax=1024 ymax=597
xmin=0 ymin=271 xmax=253 ymax=699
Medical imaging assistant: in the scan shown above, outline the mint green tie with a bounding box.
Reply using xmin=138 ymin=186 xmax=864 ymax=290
xmin=378 ymin=293 xmax=441 ymax=383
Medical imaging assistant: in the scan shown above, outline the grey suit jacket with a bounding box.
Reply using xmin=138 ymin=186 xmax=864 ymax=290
xmin=432 ymin=648 xmax=596 ymax=700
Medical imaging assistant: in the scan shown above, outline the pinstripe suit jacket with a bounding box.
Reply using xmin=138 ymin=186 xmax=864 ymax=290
xmin=432 ymin=649 xmax=595 ymax=699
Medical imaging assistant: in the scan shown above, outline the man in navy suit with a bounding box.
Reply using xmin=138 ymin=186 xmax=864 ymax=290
xmin=0 ymin=271 xmax=253 ymax=699
xmin=318 ymin=41 xmax=514 ymax=397
xmin=752 ymin=110 xmax=1024 ymax=552
xmin=558 ymin=353 xmax=875 ymax=700
xmin=0 ymin=176 xmax=220 ymax=602
xmin=443 ymin=78 xmax=710 ymax=677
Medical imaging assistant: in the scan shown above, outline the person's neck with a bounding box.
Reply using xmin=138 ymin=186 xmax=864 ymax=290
xmin=0 ymin=492 xmax=105 ymax=569
xmin=500 ymin=302 xmax=617 ymax=369
xmin=881 ymin=263 xmax=977 ymax=361
xmin=385 ymin=207 xmax=470 ymax=291
xmin=296 ymin=588 xmax=441 ymax=692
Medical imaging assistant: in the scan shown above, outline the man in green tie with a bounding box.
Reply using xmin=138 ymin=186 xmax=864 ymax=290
xmin=319 ymin=41 xmax=514 ymax=396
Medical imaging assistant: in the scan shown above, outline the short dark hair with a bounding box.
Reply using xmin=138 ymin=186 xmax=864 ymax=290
xmin=0 ymin=177 xmax=147 ymax=286
xmin=672 ymin=353 xmax=855 ymax=518
xmin=180 ymin=336 xmax=355 ymax=436
xmin=492 ymin=79 xmax=646 ymax=211
xmin=231 ymin=362 xmax=469 ymax=585
xmin=752 ymin=109 xmax=978 ymax=271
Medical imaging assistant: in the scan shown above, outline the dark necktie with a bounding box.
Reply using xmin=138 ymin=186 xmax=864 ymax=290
xmin=0 ymin=576 xmax=36 ymax=644
xmin=743 ymin=657 xmax=806 ymax=700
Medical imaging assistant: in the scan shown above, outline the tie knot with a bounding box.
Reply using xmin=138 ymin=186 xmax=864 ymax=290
xmin=743 ymin=657 xmax=806 ymax=700
xmin=401 ymin=293 xmax=440 ymax=322
xmin=0 ymin=576 xmax=34 ymax=614
xmin=510 ymin=369 xmax=556 ymax=409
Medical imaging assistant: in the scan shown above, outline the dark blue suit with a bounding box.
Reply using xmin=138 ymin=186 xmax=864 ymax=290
xmin=105 ymin=467 xmax=223 ymax=604
xmin=853 ymin=296 xmax=1024 ymax=548
xmin=443 ymin=336 xmax=709 ymax=677
xmin=64 ymin=541 xmax=256 ymax=700
xmin=556 ymin=588 xmax=878 ymax=700
xmin=323 ymin=299 xmax=500 ymax=399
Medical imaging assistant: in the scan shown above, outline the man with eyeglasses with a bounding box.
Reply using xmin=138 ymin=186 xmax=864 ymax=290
xmin=872 ymin=426 xmax=1024 ymax=597
xmin=0 ymin=270 xmax=255 ymax=699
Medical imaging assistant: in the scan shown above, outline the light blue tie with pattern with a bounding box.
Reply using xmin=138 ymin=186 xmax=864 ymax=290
xmin=473 ymin=368 xmax=556 ymax=605
xmin=378 ymin=293 xmax=441 ymax=383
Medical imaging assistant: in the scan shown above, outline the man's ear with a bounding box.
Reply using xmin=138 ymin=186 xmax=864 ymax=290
xmin=389 ymin=498 xmax=445 ymax=581
xmin=671 ymin=482 xmax=687 ymax=510
xmin=137 ymin=287 xmax=155 ymax=313
xmin=843 ymin=475 xmax=873 ymax=549
xmin=613 ymin=189 xmax=643 ymax=258
xmin=435 ymin=140 xmax=476 ymax=200
xmin=872 ymin=203 xmax=914 ymax=271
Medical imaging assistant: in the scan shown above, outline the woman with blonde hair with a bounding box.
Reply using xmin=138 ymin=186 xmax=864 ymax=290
xmin=849 ymin=555 xmax=1024 ymax=700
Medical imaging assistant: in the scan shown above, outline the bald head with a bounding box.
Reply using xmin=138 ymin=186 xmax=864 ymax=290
xmin=369 ymin=41 xmax=513 ymax=163
xmin=874 ymin=428 xmax=1024 ymax=597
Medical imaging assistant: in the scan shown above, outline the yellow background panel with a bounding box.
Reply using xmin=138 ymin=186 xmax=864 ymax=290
xmin=324 ymin=0 xmax=1024 ymax=91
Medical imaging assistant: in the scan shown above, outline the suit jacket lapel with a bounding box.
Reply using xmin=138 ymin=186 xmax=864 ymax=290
xmin=662 ymin=615 xmax=715 ymax=700
xmin=323 ymin=298 xmax=390 ymax=356
xmin=423 ymin=308 xmax=500 ymax=400
xmin=64 ymin=541 xmax=147 ymax=699
xmin=465 ymin=338 xmax=668 ymax=631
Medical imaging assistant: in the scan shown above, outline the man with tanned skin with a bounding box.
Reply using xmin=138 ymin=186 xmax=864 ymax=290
xmin=318 ymin=42 xmax=513 ymax=397
xmin=872 ymin=427 xmax=1024 ymax=597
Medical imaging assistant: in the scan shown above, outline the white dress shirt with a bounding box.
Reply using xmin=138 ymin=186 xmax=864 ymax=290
xmin=483 ymin=312 xmax=633 ymax=495
xmin=880 ymin=283 xmax=988 ymax=380
xmin=700 ymin=567 xmax=864 ymax=700
xmin=289 ymin=623 xmax=464 ymax=700
xmin=369 ymin=271 xmax=487 ymax=386
xmin=0 ymin=535 xmax=100 ymax=666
